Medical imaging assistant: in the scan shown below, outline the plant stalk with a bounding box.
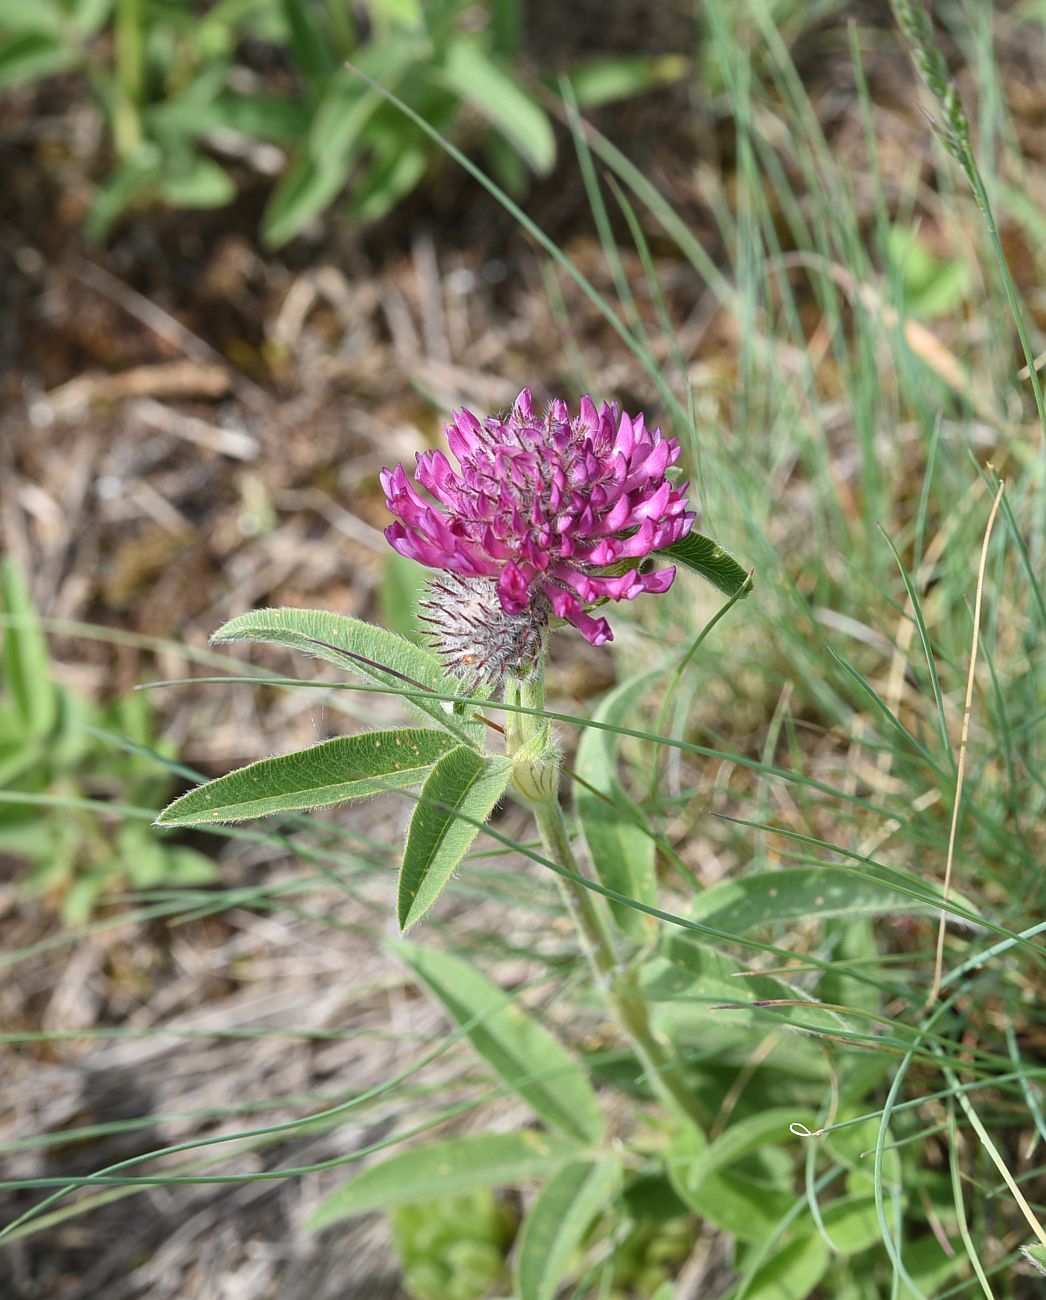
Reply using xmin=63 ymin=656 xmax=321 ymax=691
xmin=504 ymin=673 xmax=708 ymax=1132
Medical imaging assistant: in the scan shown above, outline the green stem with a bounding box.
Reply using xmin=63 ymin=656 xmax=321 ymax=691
xmin=114 ymin=0 xmax=143 ymax=160
xmin=504 ymin=673 xmax=709 ymax=1132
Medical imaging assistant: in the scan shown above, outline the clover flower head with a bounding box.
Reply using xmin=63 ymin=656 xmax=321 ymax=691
xmin=382 ymin=389 xmax=693 ymax=656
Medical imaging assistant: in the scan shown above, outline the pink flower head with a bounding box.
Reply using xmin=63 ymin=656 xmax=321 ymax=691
xmin=381 ymin=389 xmax=694 ymax=647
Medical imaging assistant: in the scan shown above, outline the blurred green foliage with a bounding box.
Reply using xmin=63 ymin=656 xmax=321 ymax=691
xmin=885 ymin=223 xmax=972 ymax=319
xmin=0 ymin=561 xmax=212 ymax=922
xmin=389 ymin=1189 xmax=515 ymax=1300
xmin=0 ymin=0 xmax=688 ymax=244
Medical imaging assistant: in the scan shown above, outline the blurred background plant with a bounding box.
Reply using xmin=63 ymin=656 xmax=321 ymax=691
xmin=389 ymin=1190 xmax=515 ymax=1300
xmin=0 ymin=560 xmax=212 ymax=923
xmin=0 ymin=0 xmax=689 ymax=245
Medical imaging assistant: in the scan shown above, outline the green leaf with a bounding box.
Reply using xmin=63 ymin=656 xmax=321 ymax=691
xmin=370 ymin=0 xmax=424 ymax=27
xmin=515 ymin=1158 xmax=621 ymax=1300
xmin=818 ymin=1194 xmax=881 ymax=1255
xmin=566 ymin=54 xmax=690 ymax=109
xmin=667 ymin=1123 xmax=795 ymax=1243
xmin=70 ymin=0 xmax=113 ymax=37
xmin=887 ymin=225 xmax=971 ymax=319
xmin=218 ymin=94 xmax=310 ymax=141
xmin=307 ymin=1131 xmax=579 ymax=1230
xmin=1 ymin=561 xmax=57 ymax=738
xmin=261 ymin=53 xmax=411 ymax=245
xmin=655 ymin=531 xmax=751 ymax=598
xmin=737 ymin=1233 xmax=829 ymax=1300
xmin=688 ymin=865 xmax=979 ymax=934
xmin=380 ymin=552 xmax=427 ymax=643
xmin=394 ymin=941 xmax=604 ymax=1144
xmin=349 ymin=134 xmax=429 ymax=222
xmin=261 ymin=147 xmax=355 ymax=247
xmin=441 ymin=39 xmax=555 ymax=174
xmin=680 ymin=1108 xmax=799 ymax=1189
xmin=575 ymin=676 xmax=657 ymax=939
xmin=642 ymin=935 xmax=846 ymax=1039
xmin=305 ymin=40 xmax=415 ymax=166
xmin=309 ymin=71 xmax=382 ymax=161
xmin=398 ymin=747 xmax=512 ymax=930
xmin=84 ymin=153 xmax=159 ymax=241
xmin=0 ymin=0 xmax=64 ymax=35
xmin=155 ymin=156 xmax=235 ymax=209
xmin=211 ymin=607 xmax=484 ymax=749
xmin=279 ymin=0 xmax=337 ymax=86
xmin=156 ymin=728 xmax=457 ymax=826
xmin=0 ymin=31 xmax=75 ymax=88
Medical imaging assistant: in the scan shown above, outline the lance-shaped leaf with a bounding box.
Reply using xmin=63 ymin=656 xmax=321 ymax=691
xmin=212 ymin=607 xmax=484 ymax=748
xmin=394 ymin=942 xmax=604 ymax=1145
xmin=655 ymin=531 xmax=751 ymax=598
xmin=398 ymin=747 xmax=512 ymax=931
xmin=441 ymin=40 xmax=555 ymax=174
xmin=666 ymin=1121 xmax=796 ymax=1243
xmin=156 ymin=728 xmax=457 ymax=826
xmin=575 ymin=674 xmax=658 ymax=939
xmin=515 ymin=1158 xmax=622 ymax=1300
xmin=688 ymin=864 xmax=981 ymax=934
xmin=307 ymin=1131 xmax=580 ymax=1231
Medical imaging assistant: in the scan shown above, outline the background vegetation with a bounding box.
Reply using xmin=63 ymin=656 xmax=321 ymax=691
xmin=3 ymin=0 xmax=1046 ymax=1296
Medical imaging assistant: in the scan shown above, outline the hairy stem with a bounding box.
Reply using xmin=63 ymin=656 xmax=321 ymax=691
xmin=504 ymin=673 xmax=708 ymax=1132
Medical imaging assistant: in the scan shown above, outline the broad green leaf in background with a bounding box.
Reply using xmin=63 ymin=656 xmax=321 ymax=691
xmin=398 ymin=747 xmax=512 ymax=930
xmin=71 ymin=0 xmax=114 ymax=38
xmin=645 ymin=934 xmax=845 ymax=1036
xmin=818 ymin=1194 xmax=882 ymax=1256
xmin=348 ymin=127 xmax=430 ymax=222
xmin=0 ymin=0 xmax=64 ymax=35
xmin=217 ymin=93 xmax=310 ymax=141
xmin=441 ymin=39 xmax=555 ymax=175
xmin=575 ymin=675 xmax=658 ymax=939
xmin=655 ymin=531 xmax=751 ymax=599
xmin=666 ymin=1121 xmax=797 ymax=1244
xmin=277 ymin=0 xmax=337 ymax=88
xmin=85 ymin=149 xmax=172 ymax=240
xmin=0 ymin=31 xmax=75 ymax=92
xmin=211 ymin=607 xmax=484 ymax=748
xmin=733 ymin=1233 xmax=830 ymax=1300
xmin=515 ymin=1157 xmax=622 ymax=1300
xmin=566 ymin=55 xmax=691 ymax=109
xmin=309 ymin=71 xmax=382 ymax=162
xmin=156 ymin=728 xmax=457 ymax=825
xmin=673 ymin=1107 xmax=800 ymax=1193
xmin=261 ymin=148 xmax=353 ymax=248
xmin=307 ymin=1131 xmax=581 ymax=1231
xmin=156 ymin=155 xmax=235 ymax=208
xmin=674 ymin=1163 xmax=795 ymax=1244
xmin=394 ymin=941 xmax=604 ymax=1144
xmin=380 ymin=552 xmax=428 ymax=644
xmin=1 ymin=561 xmax=58 ymax=738
xmin=262 ymin=36 xmax=423 ymax=245
xmin=688 ymin=864 xmax=980 ymax=934
xmin=887 ymin=225 xmax=971 ymax=320
xmin=143 ymin=62 xmax=228 ymax=136
xmin=371 ymin=0 xmax=425 ymax=31
xmin=640 ymin=950 xmax=835 ymax=1087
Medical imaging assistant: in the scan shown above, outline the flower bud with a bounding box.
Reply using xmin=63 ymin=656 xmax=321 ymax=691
xmin=418 ymin=574 xmax=548 ymax=689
